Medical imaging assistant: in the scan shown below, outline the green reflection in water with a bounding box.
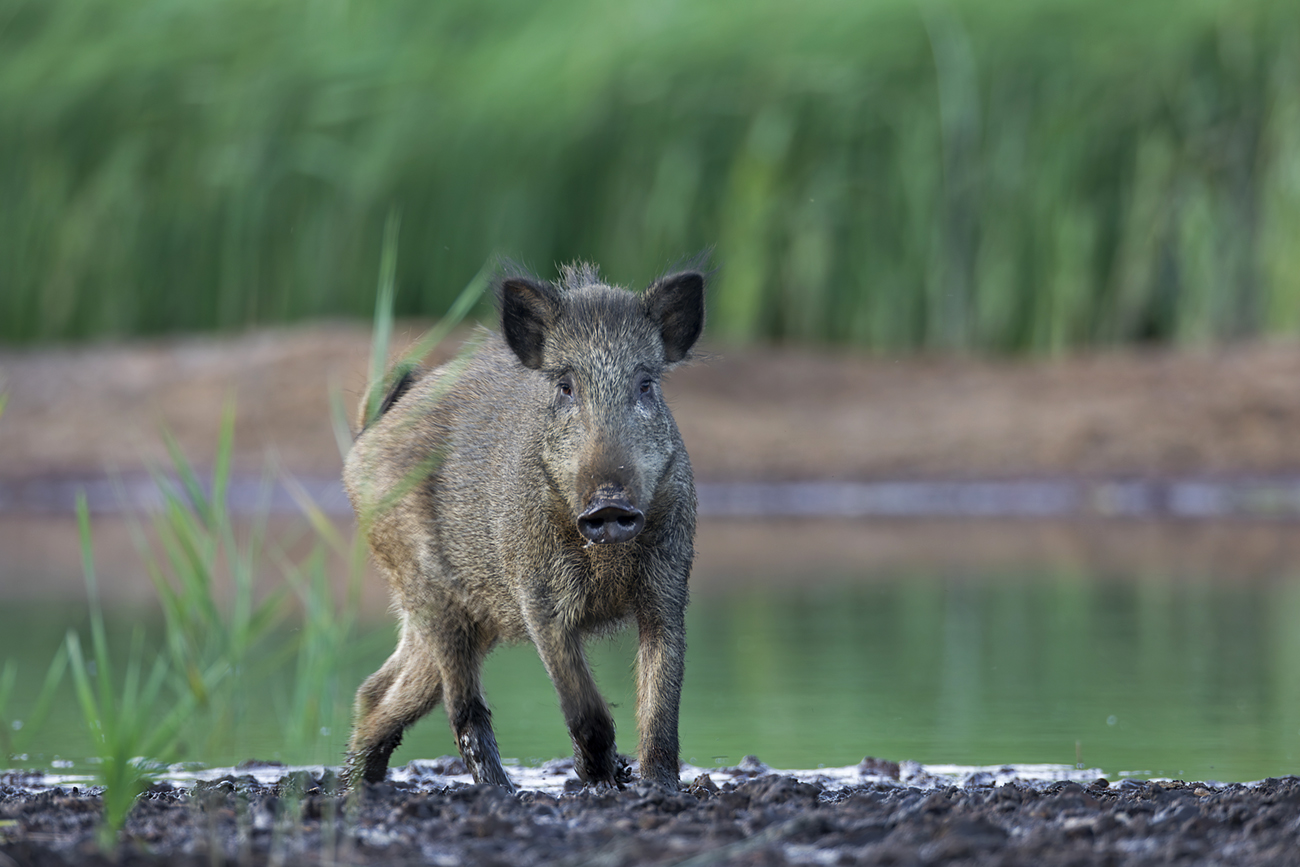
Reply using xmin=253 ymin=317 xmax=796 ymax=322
xmin=2 ymin=572 xmax=1298 ymax=782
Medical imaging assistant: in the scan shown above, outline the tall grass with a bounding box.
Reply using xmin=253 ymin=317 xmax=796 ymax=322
xmin=67 ymin=493 xmax=200 ymax=848
xmin=138 ymin=403 xmax=291 ymax=748
xmin=3 ymin=241 xmax=484 ymax=848
xmin=2 ymin=0 xmax=1299 ymax=352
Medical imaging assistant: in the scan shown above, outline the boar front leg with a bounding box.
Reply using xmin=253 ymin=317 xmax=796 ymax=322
xmin=635 ymin=598 xmax=686 ymax=789
xmin=526 ymin=611 xmax=620 ymax=785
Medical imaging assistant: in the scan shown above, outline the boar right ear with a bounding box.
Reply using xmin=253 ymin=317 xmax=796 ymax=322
xmin=644 ymin=271 xmax=705 ymax=363
xmin=500 ymin=277 xmax=561 ymax=370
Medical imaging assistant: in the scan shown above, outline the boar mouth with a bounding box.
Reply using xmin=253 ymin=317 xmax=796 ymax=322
xmin=577 ymin=498 xmax=646 ymax=544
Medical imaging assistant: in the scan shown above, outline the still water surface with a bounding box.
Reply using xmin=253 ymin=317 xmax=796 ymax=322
xmin=2 ymin=571 xmax=1297 ymax=782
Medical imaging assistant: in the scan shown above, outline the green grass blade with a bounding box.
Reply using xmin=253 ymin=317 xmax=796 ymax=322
xmin=364 ymin=209 xmax=401 ymax=429
xmin=64 ymin=631 xmax=104 ymax=749
xmin=76 ymin=492 xmax=99 ymax=607
xmin=328 ymin=379 xmax=356 ymax=460
xmin=75 ymin=493 xmax=117 ymax=725
xmin=393 ymin=258 xmax=493 ymax=374
xmin=161 ymin=428 xmax=213 ymax=528
xmin=118 ymin=629 xmax=146 ymax=732
xmin=12 ymin=643 xmax=69 ymax=753
xmin=154 ymin=503 xmax=221 ymax=630
xmin=283 ymin=473 xmax=352 ymax=560
xmin=210 ymin=398 xmax=236 ymax=518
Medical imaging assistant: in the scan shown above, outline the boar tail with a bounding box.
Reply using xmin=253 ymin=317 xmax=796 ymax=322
xmin=358 ymin=363 xmax=424 ymax=433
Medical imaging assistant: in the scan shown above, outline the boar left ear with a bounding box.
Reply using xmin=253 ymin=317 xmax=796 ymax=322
xmin=500 ymin=277 xmax=561 ymax=370
xmin=644 ymin=271 xmax=705 ymax=363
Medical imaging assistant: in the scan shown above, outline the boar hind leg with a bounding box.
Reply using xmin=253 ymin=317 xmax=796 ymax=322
xmin=344 ymin=630 xmax=444 ymax=786
xmin=435 ymin=617 xmax=515 ymax=791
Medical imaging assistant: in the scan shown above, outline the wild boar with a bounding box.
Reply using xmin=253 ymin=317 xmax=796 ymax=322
xmin=342 ymin=261 xmax=705 ymax=791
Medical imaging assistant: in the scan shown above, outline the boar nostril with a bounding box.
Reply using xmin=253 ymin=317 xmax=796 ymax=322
xmin=578 ymin=501 xmax=646 ymax=544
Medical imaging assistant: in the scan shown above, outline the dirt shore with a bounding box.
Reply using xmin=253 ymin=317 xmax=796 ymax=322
xmin=8 ymin=324 xmax=1300 ymax=599
xmin=3 ymin=763 xmax=1299 ymax=866
xmin=6 ymin=323 xmax=1300 ymax=483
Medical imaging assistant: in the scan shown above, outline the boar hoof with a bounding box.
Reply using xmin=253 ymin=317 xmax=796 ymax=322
xmin=458 ymin=732 xmax=516 ymax=792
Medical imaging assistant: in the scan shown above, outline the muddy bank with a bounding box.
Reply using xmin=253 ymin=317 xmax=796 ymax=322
xmin=10 ymin=326 xmax=1300 ymax=599
xmin=7 ymin=324 xmax=1300 ymax=483
xmin=3 ymin=761 xmax=1299 ymax=866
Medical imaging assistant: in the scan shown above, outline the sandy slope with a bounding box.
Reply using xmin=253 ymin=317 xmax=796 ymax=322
xmin=5 ymin=323 xmax=1300 ymax=483
xmin=7 ymin=325 xmax=1300 ymax=600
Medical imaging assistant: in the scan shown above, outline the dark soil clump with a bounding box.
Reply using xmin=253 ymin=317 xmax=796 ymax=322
xmin=4 ymin=769 xmax=1300 ymax=866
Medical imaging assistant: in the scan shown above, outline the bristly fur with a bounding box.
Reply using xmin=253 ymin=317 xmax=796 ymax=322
xmin=343 ymin=255 xmax=704 ymax=794
xmin=558 ymin=261 xmax=603 ymax=290
xmin=492 ymin=251 xmax=716 ymax=307
xmin=657 ymin=247 xmax=716 ymax=288
xmin=491 ymin=257 xmax=546 ymax=309
xmin=491 ymin=259 xmax=603 ymax=303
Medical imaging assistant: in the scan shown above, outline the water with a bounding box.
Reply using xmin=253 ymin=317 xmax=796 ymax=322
xmin=3 ymin=569 xmax=1297 ymax=783
xmin=15 ymin=474 xmax=1300 ymax=520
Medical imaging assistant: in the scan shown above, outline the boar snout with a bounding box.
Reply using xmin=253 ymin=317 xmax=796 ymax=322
xmin=578 ymin=496 xmax=645 ymax=544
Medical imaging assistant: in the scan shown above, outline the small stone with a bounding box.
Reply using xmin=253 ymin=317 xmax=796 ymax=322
xmin=857 ymin=757 xmax=901 ymax=780
xmin=688 ymin=774 xmax=719 ymax=798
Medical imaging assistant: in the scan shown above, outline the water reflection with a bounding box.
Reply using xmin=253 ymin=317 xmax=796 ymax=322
xmin=683 ymin=573 xmax=1300 ymax=781
xmin=1 ymin=571 xmax=1297 ymax=782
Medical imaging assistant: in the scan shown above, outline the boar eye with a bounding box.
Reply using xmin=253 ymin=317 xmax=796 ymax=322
xmin=557 ymin=376 xmax=574 ymax=399
xmin=638 ymin=376 xmax=654 ymax=396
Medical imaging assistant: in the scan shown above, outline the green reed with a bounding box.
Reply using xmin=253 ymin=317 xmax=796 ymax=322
xmin=67 ymin=494 xmax=200 ymax=848
xmin=0 ymin=237 xmax=484 ymax=849
xmin=2 ymin=0 xmax=1298 ymax=353
xmin=143 ymin=403 xmax=290 ymax=720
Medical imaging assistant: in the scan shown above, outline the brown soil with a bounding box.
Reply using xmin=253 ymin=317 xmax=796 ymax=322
xmin=7 ymin=325 xmax=1300 ymax=601
xmin=5 ymin=323 xmax=1300 ymax=483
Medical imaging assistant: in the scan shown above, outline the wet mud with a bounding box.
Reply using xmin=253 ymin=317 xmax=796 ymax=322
xmin=3 ymin=759 xmax=1299 ymax=866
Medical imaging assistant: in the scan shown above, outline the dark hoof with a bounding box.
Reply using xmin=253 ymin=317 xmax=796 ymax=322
xmin=343 ymin=748 xmax=394 ymax=790
xmin=476 ymin=766 xmax=517 ymax=793
xmin=458 ymin=727 xmax=516 ymax=793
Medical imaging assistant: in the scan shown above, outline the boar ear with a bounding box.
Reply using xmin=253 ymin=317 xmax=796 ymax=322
xmin=644 ymin=271 xmax=705 ymax=363
xmin=500 ymin=277 xmax=561 ymax=370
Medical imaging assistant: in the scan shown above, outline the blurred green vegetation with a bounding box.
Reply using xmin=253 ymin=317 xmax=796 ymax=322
xmin=3 ymin=0 xmax=1300 ymax=352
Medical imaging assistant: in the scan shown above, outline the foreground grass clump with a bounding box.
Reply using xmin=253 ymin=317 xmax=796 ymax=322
xmin=67 ymin=495 xmax=199 ymax=848
xmin=59 ymin=441 xmax=347 ymax=846
xmin=3 ymin=241 xmax=487 ymax=848
xmin=3 ymin=0 xmax=1300 ymax=352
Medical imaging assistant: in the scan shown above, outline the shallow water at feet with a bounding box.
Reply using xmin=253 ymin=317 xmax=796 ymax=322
xmin=2 ymin=571 xmax=1298 ymax=783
